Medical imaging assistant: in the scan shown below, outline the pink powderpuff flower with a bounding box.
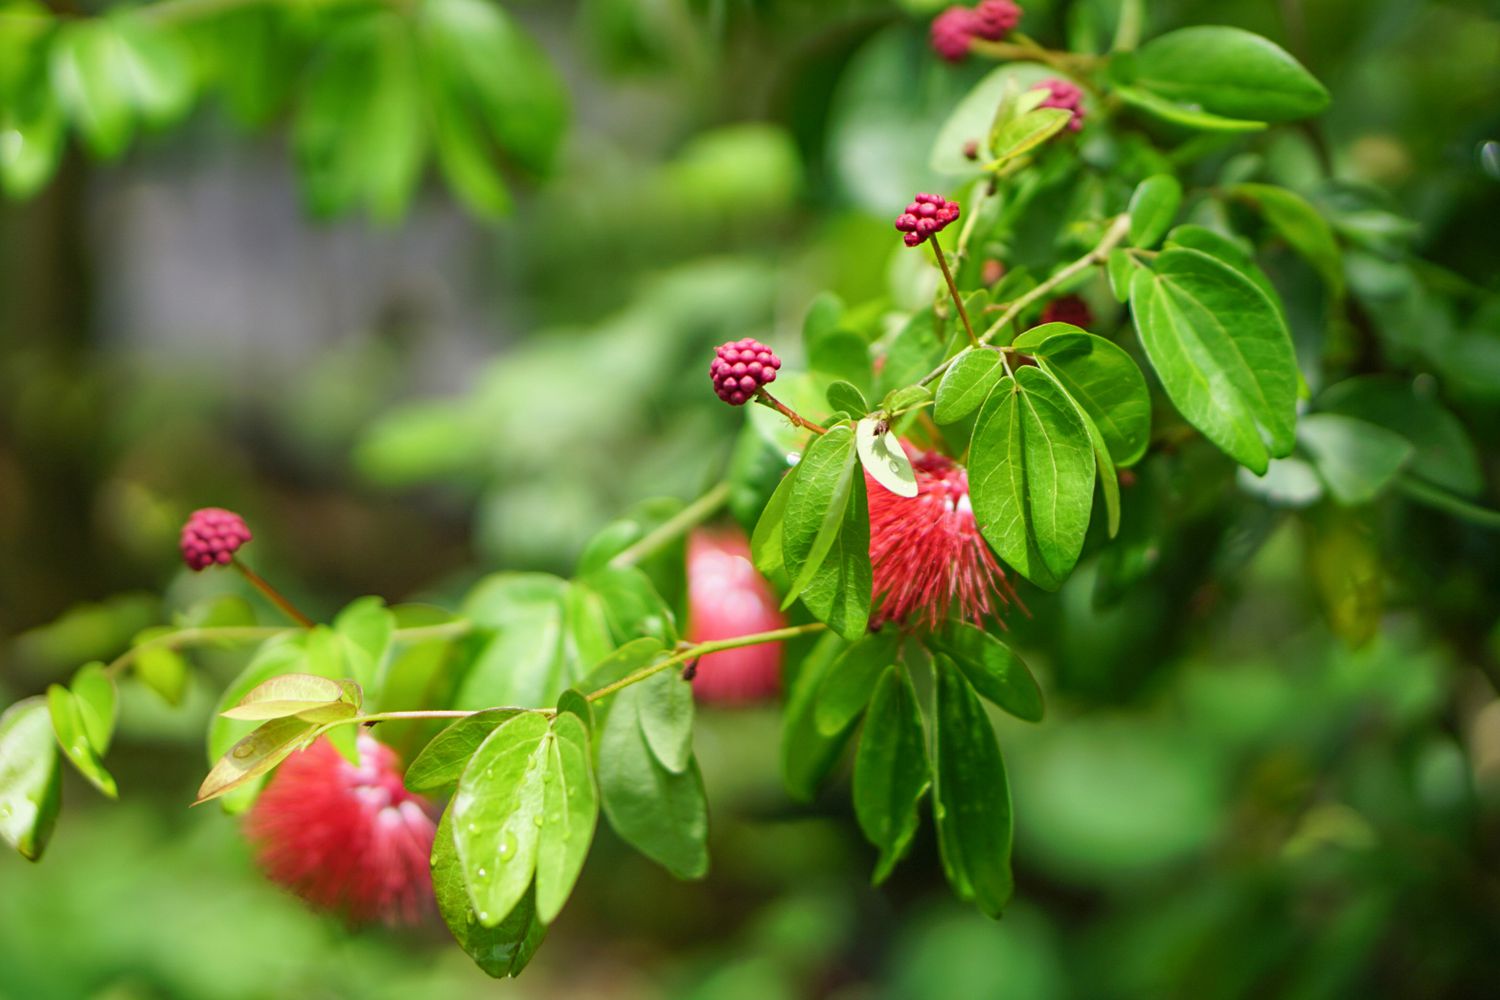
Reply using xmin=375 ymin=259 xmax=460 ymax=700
xmin=246 ymin=733 xmax=437 ymax=926
xmin=867 ymin=445 xmax=1021 ymax=632
xmin=685 ymin=527 xmax=785 ymax=705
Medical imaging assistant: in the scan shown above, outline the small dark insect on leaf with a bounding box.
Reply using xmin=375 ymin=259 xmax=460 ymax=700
xmin=681 ymin=659 xmax=699 ymax=682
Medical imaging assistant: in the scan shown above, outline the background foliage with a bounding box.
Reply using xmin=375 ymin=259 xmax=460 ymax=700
xmin=3 ymin=0 xmax=1500 ymax=997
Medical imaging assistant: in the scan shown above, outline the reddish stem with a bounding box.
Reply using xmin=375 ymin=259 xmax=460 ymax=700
xmin=754 ymin=389 xmax=828 ymax=435
xmin=931 ymin=236 xmax=978 ymax=346
xmin=233 ymin=558 xmax=315 ymax=629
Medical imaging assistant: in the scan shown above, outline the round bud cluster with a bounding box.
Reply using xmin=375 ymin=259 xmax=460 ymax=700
xmin=180 ymin=507 xmax=252 ymax=571
xmin=930 ymin=1 xmax=1023 ymax=62
xmin=894 ymin=193 xmax=961 ymax=248
xmin=710 ymin=338 xmax=781 ymax=406
xmin=1032 ymin=77 xmax=1086 ymax=131
xmin=1040 ymin=294 xmax=1094 ymax=329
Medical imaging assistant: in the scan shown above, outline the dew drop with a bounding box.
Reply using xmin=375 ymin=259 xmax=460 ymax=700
xmin=232 ymin=744 xmax=255 ymax=760
xmin=477 ymin=867 xmax=487 ymax=878
xmin=478 ymin=911 xmax=489 ymax=923
xmin=533 ymin=815 xmax=543 ymax=827
xmin=467 ymin=822 xmax=478 ymax=833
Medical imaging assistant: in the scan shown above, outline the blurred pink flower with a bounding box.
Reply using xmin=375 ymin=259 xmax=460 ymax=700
xmin=247 ymin=733 xmax=436 ymax=925
xmin=686 ymin=528 xmax=785 ymax=704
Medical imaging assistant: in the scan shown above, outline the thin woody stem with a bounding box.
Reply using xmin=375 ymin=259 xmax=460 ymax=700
xmin=918 ymin=213 xmax=1132 ymax=388
xmin=233 ymin=558 xmax=316 ymax=629
xmin=609 ymin=481 xmax=731 ymax=570
xmin=931 ymin=235 xmax=978 ymax=347
xmin=754 ymin=388 xmax=828 ymax=435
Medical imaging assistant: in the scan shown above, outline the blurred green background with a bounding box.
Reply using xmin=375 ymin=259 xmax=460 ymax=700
xmin=3 ymin=0 xmax=1499 ymax=997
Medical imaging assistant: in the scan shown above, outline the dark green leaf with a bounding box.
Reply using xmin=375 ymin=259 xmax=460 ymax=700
xmin=458 ymin=574 xmax=578 ymax=709
xmin=50 ymin=21 xmax=134 ymax=158
xmin=1165 ymin=225 xmax=1280 ymax=308
xmin=1128 ymin=174 xmax=1182 ymax=249
xmin=534 ymin=712 xmax=598 ymax=924
xmin=452 ymin=711 xmax=551 ymax=926
xmin=853 ymin=666 xmax=930 ymax=884
xmin=813 ymin=631 xmax=900 ymax=737
xmin=431 ymin=805 xmax=546 ymax=978
xmin=932 ymin=656 xmax=1014 ymax=918
xmin=134 ymin=644 xmax=188 ymax=706
xmin=781 ymin=425 xmax=859 ymax=609
xmin=1229 ymin=183 xmax=1343 ymax=296
xmin=1319 ymin=376 xmax=1482 ymax=497
xmin=934 ymin=349 xmax=1006 ymax=425
xmin=1113 ymin=83 xmax=1268 ymax=133
xmin=1128 ymin=26 xmax=1329 ymax=122
xmin=750 ymin=464 xmax=799 ymax=578
xmin=780 ymin=632 xmax=855 ymax=803
xmin=929 ymin=621 xmax=1043 ymax=722
xmin=596 ymin=679 xmax=709 ymax=879
xmin=1131 ymin=247 xmax=1299 ymax=474
xmin=988 ymin=106 xmax=1073 ymax=166
xmin=405 ymin=708 xmax=523 ymax=792
xmin=796 ymin=477 xmax=873 ymax=640
xmin=1298 ymin=414 xmax=1413 ymax=505
xmin=0 ymin=698 xmax=63 ymax=861
xmin=636 ymin=663 xmax=694 ymax=774
xmin=1013 ymin=326 xmax=1152 ymax=466
xmin=827 ymin=380 xmax=870 ymax=418
xmin=969 ymin=369 xmax=1096 ymax=589
xmin=581 ymin=566 xmax=677 ymax=646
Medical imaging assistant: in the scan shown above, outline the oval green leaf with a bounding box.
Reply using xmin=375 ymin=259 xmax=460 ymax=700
xmin=0 ymin=698 xmax=63 ymax=861
xmin=534 ymin=712 xmax=598 ymax=924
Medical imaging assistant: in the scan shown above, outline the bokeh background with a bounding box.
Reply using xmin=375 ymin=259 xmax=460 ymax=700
xmin=3 ymin=0 xmax=1500 ymax=997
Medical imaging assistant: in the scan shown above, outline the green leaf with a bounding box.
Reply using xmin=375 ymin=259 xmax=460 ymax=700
xmin=1013 ymin=326 xmax=1153 ymax=466
xmin=596 ymin=680 xmax=709 ymax=879
xmin=827 ymin=380 xmax=870 ymax=418
xmin=134 ymin=644 xmax=188 ymax=706
xmin=932 ymin=655 xmax=1014 ymax=918
xmin=988 ymin=106 xmax=1073 ymax=167
xmin=796 ymin=477 xmax=873 ymax=640
xmin=404 ymin=708 xmax=522 ymax=792
xmin=0 ymin=698 xmax=63 ymax=861
xmin=1318 ymin=376 xmax=1483 ymax=498
xmin=534 ymin=712 xmax=598 ymax=924
xmin=50 ymin=21 xmax=134 ymax=159
xmin=781 ymin=425 xmax=859 ymax=609
xmin=419 ymin=0 xmax=567 ymax=176
xmin=431 ymin=805 xmax=546 ymax=978
xmin=0 ymin=75 xmax=63 ymax=198
xmin=853 ymin=666 xmax=930 ymax=884
xmin=856 ymin=417 xmax=917 ymax=499
xmin=1396 ymin=476 xmax=1500 ymax=530
xmin=581 ymin=566 xmax=677 ymax=646
xmin=881 ymin=384 xmax=934 ymax=415
xmin=1106 ymin=249 xmax=1135 ymax=303
xmin=928 ymin=621 xmax=1043 ymax=722
xmin=335 ymin=596 xmax=394 ymax=692
xmin=556 ymin=689 xmax=593 ymax=728
xmin=1113 ymin=83 xmax=1269 ymax=133
xmin=1127 ymin=26 xmax=1329 ymax=123
xmin=780 ymin=632 xmax=855 ymax=802
xmin=46 ymin=684 xmax=116 ymax=798
xmin=1131 ymin=247 xmax=1299 ymax=474
xmin=969 ymin=369 xmax=1096 ymax=589
xmin=1165 ymin=225 xmax=1281 ymax=308
xmin=813 ymin=631 xmax=900 ymax=737
xmin=750 ymin=464 xmax=799 ymax=578
xmin=109 ymin=14 xmax=192 ymax=125
xmin=1305 ymin=510 xmax=1382 ymax=648
xmin=195 ymin=716 xmax=317 ymax=805
xmin=70 ymin=662 xmax=117 ymax=756
xmin=452 ymin=711 xmax=551 ymax=926
xmin=458 ymin=574 xmax=576 ymax=709
xmin=1229 ymin=183 xmax=1343 ymax=296
xmin=636 ymin=663 xmax=694 ymax=775
xmin=1128 ymin=174 xmax=1182 ymax=249
xmin=935 ymin=349 xmax=1006 ymax=425
xmin=1297 ymin=414 xmax=1413 ymax=506
xmin=219 ymin=673 xmax=358 ymax=722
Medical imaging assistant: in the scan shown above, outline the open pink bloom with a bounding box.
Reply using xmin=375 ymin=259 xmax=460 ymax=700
xmin=247 ymin=734 xmax=436 ymax=925
xmin=686 ymin=528 xmax=784 ymax=704
xmin=867 ymin=446 xmax=1020 ymax=631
